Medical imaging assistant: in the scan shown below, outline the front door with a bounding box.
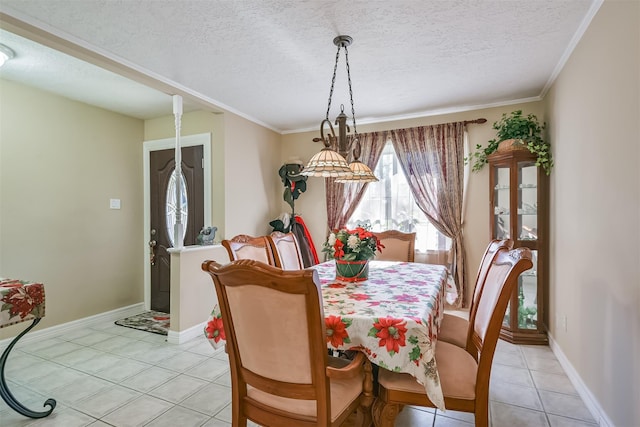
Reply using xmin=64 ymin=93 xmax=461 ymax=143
xmin=149 ymin=146 xmax=204 ymax=313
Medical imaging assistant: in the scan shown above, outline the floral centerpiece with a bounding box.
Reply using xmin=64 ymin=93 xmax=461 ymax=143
xmin=322 ymin=227 xmax=383 ymax=281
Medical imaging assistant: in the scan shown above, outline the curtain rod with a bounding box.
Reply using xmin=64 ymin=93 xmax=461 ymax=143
xmin=463 ymin=118 xmax=487 ymax=125
xmin=346 ymin=118 xmax=488 ymax=139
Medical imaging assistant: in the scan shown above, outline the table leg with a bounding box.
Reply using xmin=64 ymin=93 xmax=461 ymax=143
xmin=0 ymin=318 xmax=56 ymax=418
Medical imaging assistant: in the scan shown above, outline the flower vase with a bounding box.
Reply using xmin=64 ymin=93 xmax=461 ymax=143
xmin=335 ymin=259 xmax=369 ymax=282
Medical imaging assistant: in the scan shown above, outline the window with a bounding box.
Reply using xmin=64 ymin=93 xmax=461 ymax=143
xmin=166 ymin=170 xmax=188 ymax=246
xmin=346 ymin=142 xmax=451 ymax=252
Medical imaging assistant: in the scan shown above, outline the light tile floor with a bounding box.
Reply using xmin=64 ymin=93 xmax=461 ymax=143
xmin=0 ymin=322 xmax=598 ymax=426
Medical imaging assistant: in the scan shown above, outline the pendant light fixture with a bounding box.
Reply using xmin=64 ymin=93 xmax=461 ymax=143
xmin=301 ymin=35 xmax=378 ymax=182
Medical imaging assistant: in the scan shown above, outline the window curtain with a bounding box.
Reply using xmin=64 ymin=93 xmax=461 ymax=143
xmin=325 ymin=131 xmax=388 ymax=230
xmin=390 ymin=123 xmax=468 ymax=307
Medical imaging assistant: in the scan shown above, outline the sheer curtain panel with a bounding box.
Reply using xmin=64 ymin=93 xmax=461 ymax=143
xmin=390 ymin=123 xmax=468 ymax=307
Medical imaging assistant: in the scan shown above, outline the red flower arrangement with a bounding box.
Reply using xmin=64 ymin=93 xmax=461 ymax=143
xmin=322 ymin=226 xmax=383 ymax=261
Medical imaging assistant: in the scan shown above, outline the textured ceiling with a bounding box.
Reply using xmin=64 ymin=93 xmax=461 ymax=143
xmin=0 ymin=1 xmax=599 ymax=132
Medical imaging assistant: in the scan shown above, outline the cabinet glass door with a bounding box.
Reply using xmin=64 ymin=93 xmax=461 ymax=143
xmin=502 ymin=247 xmax=540 ymax=329
xmin=517 ymin=250 xmax=538 ymax=329
xmin=493 ymin=166 xmax=510 ymax=239
xmin=518 ymin=162 xmax=537 ymax=241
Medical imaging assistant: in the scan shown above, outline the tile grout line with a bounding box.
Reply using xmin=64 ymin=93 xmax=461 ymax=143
xmin=520 ymin=345 xmax=553 ymax=427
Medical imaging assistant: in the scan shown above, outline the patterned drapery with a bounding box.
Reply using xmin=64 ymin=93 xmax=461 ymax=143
xmin=390 ymin=123 xmax=467 ymax=307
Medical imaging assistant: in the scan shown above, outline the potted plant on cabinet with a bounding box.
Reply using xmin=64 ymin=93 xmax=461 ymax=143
xmin=467 ymin=110 xmax=553 ymax=175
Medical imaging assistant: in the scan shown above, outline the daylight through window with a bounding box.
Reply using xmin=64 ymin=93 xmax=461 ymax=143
xmin=346 ymin=141 xmax=451 ymax=252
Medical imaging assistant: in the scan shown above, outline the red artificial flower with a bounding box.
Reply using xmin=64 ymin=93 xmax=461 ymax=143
xmin=352 ymin=227 xmax=372 ymax=240
xmin=333 ymin=239 xmax=345 ymax=258
xmin=374 ymin=317 xmax=408 ymax=354
xmin=376 ymin=238 xmax=385 ymax=253
xmin=205 ymin=317 xmax=226 ymax=343
xmin=325 ymin=315 xmax=349 ymax=347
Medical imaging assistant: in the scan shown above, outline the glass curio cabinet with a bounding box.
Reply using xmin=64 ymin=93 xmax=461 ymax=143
xmin=488 ymin=147 xmax=548 ymax=344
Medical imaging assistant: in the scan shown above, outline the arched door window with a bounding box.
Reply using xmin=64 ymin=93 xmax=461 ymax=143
xmin=165 ymin=170 xmax=188 ymax=246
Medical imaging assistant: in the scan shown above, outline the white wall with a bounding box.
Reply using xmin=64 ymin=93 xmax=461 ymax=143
xmin=544 ymin=1 xmax=639 ymax=425
xmin=169 ymin=245 xmax=229 ymax=334
xmin=0 ymin=79 xmax=144 ymax=339
xmin=224 ymin=113 xmax=282 ymax=239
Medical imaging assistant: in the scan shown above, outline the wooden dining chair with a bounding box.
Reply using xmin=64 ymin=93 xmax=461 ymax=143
xmin=201 ymin=259 xmax=372 ymax=427
xmin=373 ymin=247 xmax=533 ymax=427
xmin=267 ymin=231 xmax=305 ymax=270
xmin=438 ymin=239 xmax=514 ymax=348
xmin=222 ymin=234 xmax=275 ymax=265
xmin=373 ymin=230 xmax=416 ymax=262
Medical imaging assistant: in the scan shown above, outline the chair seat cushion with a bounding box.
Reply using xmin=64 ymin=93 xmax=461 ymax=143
xmin=378 ymin=341 xmax=477 ymax=401
xmin=438 ymin=313 xmax=469 ymax=348
xmin=247 ymin=371 xmax=363 ymax=422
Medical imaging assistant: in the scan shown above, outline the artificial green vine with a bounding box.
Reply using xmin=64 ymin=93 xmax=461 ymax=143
xmin=467 ymin=110 xmax=554 ymax=175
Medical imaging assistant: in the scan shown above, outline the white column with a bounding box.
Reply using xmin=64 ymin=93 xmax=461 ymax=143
xmin=173 ymin=95 xmax=184 ymax=249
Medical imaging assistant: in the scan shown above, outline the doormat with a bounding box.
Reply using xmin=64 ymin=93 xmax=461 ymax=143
xmin=114 ymin=310 xmax=170 ymax=336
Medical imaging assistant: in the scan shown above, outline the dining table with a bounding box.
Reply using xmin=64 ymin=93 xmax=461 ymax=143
xmin=205 ymin=260 xmax=451 ymax=410
xmin=0 ymin=277 xmax=56 ymax=418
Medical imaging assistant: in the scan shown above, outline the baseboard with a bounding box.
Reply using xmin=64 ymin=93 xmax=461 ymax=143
xmin=0 ymin=303 xmax=144 ymax=347
xmin=548 ymin=332 xmax=614 ymax=427
xmin=167 ymin=321 xmax=207 ymax=345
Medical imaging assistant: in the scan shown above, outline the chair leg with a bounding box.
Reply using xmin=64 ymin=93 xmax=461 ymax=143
xmin=372 ymin=399 xmax=401 ymax=427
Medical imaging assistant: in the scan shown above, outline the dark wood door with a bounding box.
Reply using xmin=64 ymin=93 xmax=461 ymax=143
xmin=150 ymin=146 xmax=204 ymax=313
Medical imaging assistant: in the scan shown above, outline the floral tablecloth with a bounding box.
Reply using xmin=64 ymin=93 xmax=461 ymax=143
xmin=0 ymin=278 xmax=46 ymax=328
xmin=1 ymin=277 xmax=56 ymax=419
xmin=204 ymin=260 xmax=449 ymax=410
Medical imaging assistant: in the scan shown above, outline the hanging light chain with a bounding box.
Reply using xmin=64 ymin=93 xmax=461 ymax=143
xmin=325 ymin=45 xmax=342 ymax=121
xmin=344 ymin=45 xmax=358 ymax=136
